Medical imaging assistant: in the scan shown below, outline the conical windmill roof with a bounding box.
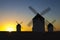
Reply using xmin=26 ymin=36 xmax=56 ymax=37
xmin=33 ymin=13 xmax=44 ymax=21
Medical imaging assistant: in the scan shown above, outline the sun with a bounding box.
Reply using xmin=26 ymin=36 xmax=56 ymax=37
xmin=7 ymin=27 xmax=14 ymax=32
xmin=6 ymin=27 xmax=14 ymax=32
xmin=5 ymin=23 xmax=15 ymax=32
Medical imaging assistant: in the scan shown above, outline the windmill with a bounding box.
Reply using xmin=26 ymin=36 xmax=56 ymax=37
xmin=16 ymin=21 xmax=23 ymax=32
xmin=45 ymin=20 xmax=56 ymax=32
xmin=27 ymin=6 xmax=51 ymax=32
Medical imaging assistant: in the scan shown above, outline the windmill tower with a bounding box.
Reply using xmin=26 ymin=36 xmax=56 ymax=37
xmin=16 ymin=21 xmax=23 ymax=32
xmin=28 ymin=6 xmax=51 ymax=32
xmin=45 ymin=20 xmax=56 ymax=32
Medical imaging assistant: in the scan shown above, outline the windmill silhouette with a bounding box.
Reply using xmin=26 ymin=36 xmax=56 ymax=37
xmin=16 ymin=21 xmax=23 ymax=32
xmin=27 ymin=6 xmax=51 ymax=32
xmin=45 ymin=20 xmax=56 ymax=32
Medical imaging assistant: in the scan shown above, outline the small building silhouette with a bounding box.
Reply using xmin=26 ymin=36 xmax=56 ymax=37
xmin=16 ymin=24 xmax=21 ymax=32
xmin=32 ymin=14 xmax=45 ymax=32
xmin=47 ymin=23 xmax=53 ymax=32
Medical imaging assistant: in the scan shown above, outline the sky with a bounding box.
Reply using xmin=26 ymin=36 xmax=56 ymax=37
xmin=0 ymin=0 xmax=60 ymax=31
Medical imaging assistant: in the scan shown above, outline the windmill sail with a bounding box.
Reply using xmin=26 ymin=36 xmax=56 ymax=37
xmin=40 ymin=7 xmax=51 ymax=15
xmin=20 ymin=21 xmax=23 ymax=24
xmin=52 ymin=20 xmax=56 ymax=24
xmin=16 ymin=21 xmax=19 ymax=24
xmin=29 ymin=6 xmax=38 ymax=14
xmin=16 ymin=21 xmax=23 ymax=24
xmin=27 ymin=21 xmax=33 ymax=27
xmin=45 ymin=20 xmax=50 ymax=26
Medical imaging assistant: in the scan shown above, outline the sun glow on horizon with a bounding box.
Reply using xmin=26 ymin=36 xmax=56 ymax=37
xmin=6 ymin=27 xmax=14 ymax=32
xmin=3 ymin=22 xmax=16 ymax=32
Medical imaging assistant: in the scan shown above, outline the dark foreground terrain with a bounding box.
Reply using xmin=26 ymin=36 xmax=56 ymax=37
xmin=0 ymin=31 xmax=60 ymax=40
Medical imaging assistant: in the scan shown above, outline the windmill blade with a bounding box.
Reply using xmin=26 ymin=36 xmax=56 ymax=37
xmin=16 ymin=21 xmax=23 ymax=24
xmin=16 ymin=21 xmax=19 ymax=24
xmin=29 ymin=6 xmax=38 ymax=14
xmin=27 ymin=20 xmax=33 ymax=27
xmin=40 ymin=7 xmax=51 ymax=15
xmin=45 ymin=20 xmax=50 ymax=26
xmin=20 ymin=21 xmax=23 ymax=24
xmin=52 ymin=20 xmax=56 ymax=24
